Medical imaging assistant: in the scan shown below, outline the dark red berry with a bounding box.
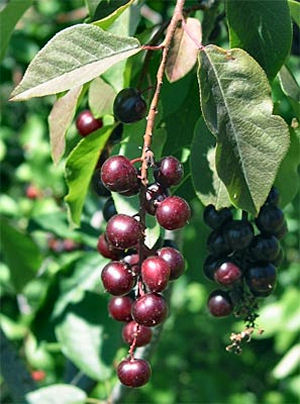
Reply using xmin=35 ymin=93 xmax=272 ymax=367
xmin=141 ymin=256 xmax=170 ymax=292
xmin=156 ymin=196 xmax=191 ymax=230
xmin=103 ymin=197 xmax=117 ymax=222
xmin=154 ymin=156 xmax=183 ymax=187
xmin=203 ymin=205 xmax=232 ymax=229
xmin=92 ymin=169 xmax=111 ymax=197
xmin=101 ymin=261 xmax=135 ymax=296
xmin=246 ymin=263 xmax=277 ymax=297
xmin=76 ymin=110 xmax=103 ymax=137
xmin=123 ymin=253 xmax=140 ymax=275
xmin=122 ymin=321 xmax=152 ymax=347
xmin=223 ymin=220 xmax=254 ymax=251
xmin=207 ymin=290 xmax=233 ymax=317
xmin=157 ymin=247 xmax=185 ymax=280
xmin=26 ymin=184 xmax=40 ymax=199
xmin=106 ymin=214 xmax=141 ymax=249
xmin=145 ymin=183 xmax=168 ymax=215
xmin=266 ymin=187 xmax=280 ymax=206
xmin=132 ymin=293 xmax=168 ymax=327
xmin=256 ymin=205 xmax=284 ymax=234
xmin=250 ymin=235 xmax=280 ymax=262
xmin=113 ymin=88 xmax=147 ymax=124
xmin=206 ymin=230 xmax=231 ymax=257
xmin=101 ymin=156 xmax=138 ymax=193
xmin=97 ymin=233 xmax=123 ymax=260
xmin=108 ymin=296 xmax=133 ymax=322
xmin=119 ymin=180 xmax=140 ymax=197
xmin=117 ymin=358 xmax=151 ymax=387
xmin=214 ymin=262 xmax=242 ymax=286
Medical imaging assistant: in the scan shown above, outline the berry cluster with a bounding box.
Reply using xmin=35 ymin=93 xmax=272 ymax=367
xmin=203 ymin=187 xmax=286 ymax=321
xmin=95 ymin=114 xmax=190 ymax=387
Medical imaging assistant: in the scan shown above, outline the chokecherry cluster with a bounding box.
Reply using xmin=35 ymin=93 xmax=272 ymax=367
xmin=96 ymin=120 xmax=190 ymax=387
xmin=203 ymin=187 xmax=287 ymax=329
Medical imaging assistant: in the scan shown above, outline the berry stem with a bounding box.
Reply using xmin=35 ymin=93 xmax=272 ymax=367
xmin=181 ymin=16 xmax=205 ymax=50
xmin=128 ymin=323 xmax=141 ymax=359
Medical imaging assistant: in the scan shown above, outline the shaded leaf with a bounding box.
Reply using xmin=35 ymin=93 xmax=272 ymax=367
xmin=198 ymin=46 xmax=290 ymax=215
xmin=278 ymin=66 xmax=300 ymax=119
xmin=26 ymin=384 xmax=86 ymax=404
xmin=166 ymin=18 xmax=201 ymax=83
xmin=93 ymin=0 xmax=135 ymax=30
xmin=0 ymin=0 xmax=32 ymax=61
xmin=190 ymin=118 xmax=231 ymax=208
xmin=88 ymin=77 xmax=116 ymax=118
xmin=65 ymin=126 xmax=112 ymax=227
xmin=272 ymin=344 xmax=300 ymax=379
xmin=85 ymin=0 xmax=100 ymax=18
xmin=48 ymin=86 xmax=83 ymax=164
xmin=226 ymin=0 xmax=292 ymax=80
xmin=0 ymin=217 xmax=42 ymax=292
xmin=10 ymin=24 xmax=141 ymax=101
xmin=55 ymin=292 xmax=121 ymax=381
xmin=288 ymin=0 xmax=300 ymax=26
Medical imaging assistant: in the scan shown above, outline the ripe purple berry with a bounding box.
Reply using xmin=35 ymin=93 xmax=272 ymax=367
xmin=101 ymin=261 xmax=135 ymax=296
xmin=97 ymin=233 xmax=122 ymax=260
xmin=117 ymin=358 xmax=151 ymax=387
xmin=157 ymin=247 xmax=185 ymax=280
xmin=141 ymin=256 xmax=170 ymax=292
xmin=132 ymin=293 xmax=168 ymax=327
xmin=106 ymin=214 xmax=141 ymax=249
xmin=214 ymin=262 xmax=242 ymax=286
xmin=101 ymin=156 xmax=138 ymax=193
xmin=76 ymin=110 xmax=103 ymax=137
xmin=122 ymin=321 xmax=152 ymax=347
xmin=145 ymin=183 xmax=168 ymax=215
xmin=207 ymin=290 xmax=233 ymax=317
xmin=154 ymin=156 xmax=183 ymax=187
xmin=156 ymin=196 xmax=191 ymax=230
xmin=108 ymin=296 xmax=133 ymax=322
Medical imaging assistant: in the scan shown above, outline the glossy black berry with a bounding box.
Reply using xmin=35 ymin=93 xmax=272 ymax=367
xmin=206 ymin=229 xmax=231 ymax=257
xmin=266 ymin=187 xmax=280 ymax=206
xmin=271 ymin=247 xmax=284 ymax=267
xmin=108 ymin=296 xmax=133 ymax=322
xmin=203 ymin=205 xmax=232 ymax=230
xmin=156 ymin=196 xmax=191 ymax=230
xmin=92 ymin=169 xmax=111 ymax=197
xmin=132 ymin=293 xmax=168 ymax=327
xmin=101 ymin=261 xmax=135 ymax=296
xmin=157 ymin=247 xmax=185 ymax=280
xmin=207 ymin=290 xmax=233 ymax=317
xmin=273 ymin=221 xmax=288 ymax=240
xmin=101 ymin=156 xmax=138 ymax=193
xmin=223 ymin=220 xmax=254 ymax=251
xmin=250 ymin=235 xmax=280 ymax=262
xmin=145 ymin=183 xmax=168 ymax=215
xmin=113 ymin=88 xmax=147 ymax=124
xmin=106 ymin=214 xmax=141 ymax=249
xmin=76 ymin=110 xmax=103 ymax=137
xmin=103 ymin=197 xmax=117 ymax=222
xmin=203 ymin=255 xmax=221 ymax=281
xmin=256 ymin=205 xmax=284 ymax=234
xmin=122 ymin=321 xmax=152 ymax=347
xmin=117 ymin=358 xmax=151 ymax=387
xmin=97 ymin=233 xmax=123 ymax=260
xmin=154 ymin=156 xmax=183 ymax=187
xmin=246 ymin=263 xmax=277 ymax=297
xmin=214 ymin=262 xmax=242 ymax=286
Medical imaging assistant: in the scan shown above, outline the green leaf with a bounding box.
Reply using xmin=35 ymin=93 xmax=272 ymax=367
xmin=272 ymin=344 xmax=300 ymax=379
xmin=65 ymin=126 xmax=112 ymax=227
xmin=26 ymin=384 xmax=86 ymax=404
xmin=0 ymin=0 xmax=32 ymax=61
xmin=85 ymin=0 xmax=100 ymax=18
xmin=88 ymin=77 xmax=116 ymax=118
xmin=198 ymin=46 xmax=290 ymax=215
xmin=55 ymin=292 xmax=121 ymax=381
xmin=93 ymin=0 xmax=135 ymax=30
xmin=288 ymin=0 xmax=300 ymax=26
xmin=278 ymin=65 xmax=300 ymax=119
xmin=0 ymin=217 xmax=42 ymax=292
xmin=191 ymin=118 xmax=231 ymax=209
xmin=166 ymin=18 xmax=201 ymax=83
xmin=275 ymin=126 xmax=300 ymax=207
xmin=226 ymin=0 xmax=292 ymax=80
xmin=10 ymin=24 xmax=141 ymax=101
xmin=48 ymin=86 xmax=83 ymax=164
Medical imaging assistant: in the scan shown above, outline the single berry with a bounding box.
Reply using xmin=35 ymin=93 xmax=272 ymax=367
xmin=156 ymin=196 xmax=191 ymax=230
xmin=103 ymin=197 xmax=117 ymax=222
xmin=256 ymin=205 xmax=284 ymax=234
xmin=108 ymin=296 xmax=133 ymax=322
xmin=97 ymin=233 xmax=123 ymax=260
xmin=207 ymin=290 xmax=233 ymax=317
xmin=206 ymin=230 xmax=231 ymax=257
xmin=113 ymin=88 xmax=147 ymax=124
xmin=123 ymin=253 xmax=140 ymax=275
xmin=63 ymin=239 xmax=78 ymax=252
xmin=101 ymin=156 xmax=138 ymax=194
xmin=154 ymin=156 xmax=183 ymax=187
xmin=26 ymin=184 xmax=40 ymax=199
xmin=101 ymin=261 xmax=135 ymax=296
xmin=141 ymin=256 xmax=170 ymax=292
xmin=31 ymin=370 xmax=46 ymax=382
xmin=117 ymin=358 xmax=151 ymax=387
xmin=214 ymin=262 xmax=242 ymax=286
xmin=266 ymin=187 xmax=280 ymax=206
xmin=92 ymin=169 xmax=111 ymax=197
xmin=271 ymin=247 xmax=284 ymax=267
xmin=250 ymin=235 xmax=280 ymax=262
xmin=106 ymin=214 xmax=141 ymax=249
xmin=203 ymin=255 xmax=222 ymax=281
xmin=122 ymin=321 xmax=152 ymax=347
xmin=76 ymin=110 xmax=103 ymax=136
xmin=132 ymin=293 xmax=168 ymax=327
xmin=223 ymin=220 xmax=254 ymax=251
xmin=157 ymin=247 xmax=185 ymax=280
xmin=246 ymin=263 xmax=277 ymax=297
xmin=203 ymin=205 xmax=232 ymax=229
xmin=145 ymin=183 xmax=168 ymax=215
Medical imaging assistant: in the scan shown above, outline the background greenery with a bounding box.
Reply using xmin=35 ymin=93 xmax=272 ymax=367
xmin=0 ymin=0 xmax=299 ymax=403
